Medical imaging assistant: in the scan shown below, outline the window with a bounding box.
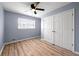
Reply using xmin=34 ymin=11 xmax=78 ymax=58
xmin=18 ymin=18 xmax=35 ymax=29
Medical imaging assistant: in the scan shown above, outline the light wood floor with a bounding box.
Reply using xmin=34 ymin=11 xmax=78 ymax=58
xmin=1 ymin=38 xmax=78 ymax=56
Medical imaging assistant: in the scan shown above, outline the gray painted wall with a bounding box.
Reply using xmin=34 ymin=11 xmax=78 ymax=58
xmin=42 ymin=2 xmax=79 ymax=52
xmin=4 ymin=11 xmax=41 ymax=42
xmin=0 ymin=5 xmax=4 ymax=50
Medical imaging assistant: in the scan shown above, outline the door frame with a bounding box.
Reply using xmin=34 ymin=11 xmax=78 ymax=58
xmin=72 ymin=8 xmax=75 ymax=52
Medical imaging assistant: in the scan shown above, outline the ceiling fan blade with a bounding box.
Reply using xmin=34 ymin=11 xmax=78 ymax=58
xmin=31 ymin=2 xmax=40 ymax=9
xmin=36 ymin=8 xmax=45 ymax=11
xmin=35 ymin=2 xmax=40 ymax=7
xmin=34 ymin=11 xmax=37 ymax=14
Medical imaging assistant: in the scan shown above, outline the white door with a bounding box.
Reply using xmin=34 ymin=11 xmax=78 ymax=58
xmin=62 ymin=9 xmax=74 ymax=51
xmin=43 ymin=16 xmax=53 ymax=43
xmin=54 ymin=13 xmax=63 ymax=47
xmin=43 ymin=18 xmax=48 ymax=41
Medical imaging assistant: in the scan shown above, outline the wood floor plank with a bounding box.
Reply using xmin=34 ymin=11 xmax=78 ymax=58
xmin=40 ymin=40 xmax=78 ymax=56
xmin=14 ymin=43 xmax=19 ymax=56
xmin=23 ymin=39 xmax=43 ymax=56
xmin=33 ymin=39 xmax=62 ymax=56
xmin=2 ymin=44 xmax=9 ymax=56
xmin=1 ymin=38 xmax=78 ymax=56
xmin=29 ymin=39 xmax=51 ymax=56
xmin=39 ymin=40 xmax=71 ymax=55
xmin=8 ymin=43 xmax=15 ymax=56
xmin=16 ymin=42 xmax=25 ymax=56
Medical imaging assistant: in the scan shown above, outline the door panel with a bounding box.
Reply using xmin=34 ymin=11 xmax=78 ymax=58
xmin=54 ymin=14 xmax=63 ymax=47
xmin=43 ymin=16 xmax=53 ymax=43
xmin=62 ymin=9 xmax=74 ymax=51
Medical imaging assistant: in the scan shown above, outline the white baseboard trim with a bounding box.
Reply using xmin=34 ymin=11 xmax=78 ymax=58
xmin=0 ymin=44 xmax=5 ymax=56
xmin=5 ymin=36 xmax=41 ymax=45
xmin=41 ymin=38 xmax=44 ymax=40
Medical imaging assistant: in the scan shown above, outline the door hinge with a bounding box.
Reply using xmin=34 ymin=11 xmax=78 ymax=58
xmin=72 ymin=29 xmax=74 ymax=31
xmin=72 ymin=44 xmax=73 ymax=46
xmin=72 ymin=13 xmax=73 ymax=16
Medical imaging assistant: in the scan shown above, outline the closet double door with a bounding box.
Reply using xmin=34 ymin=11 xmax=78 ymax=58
xmin=54 ymin=9 xmax=74 ymax=51
xmin=43 ymin=9 xmax=74 ymax=51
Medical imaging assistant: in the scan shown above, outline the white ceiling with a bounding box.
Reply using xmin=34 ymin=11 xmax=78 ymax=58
xmin=0 ymin=2 xmax=71 ymax=18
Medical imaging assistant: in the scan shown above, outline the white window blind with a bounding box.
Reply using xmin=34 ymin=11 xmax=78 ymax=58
xmin=18 ymin=18 xmax=35 ymax=29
